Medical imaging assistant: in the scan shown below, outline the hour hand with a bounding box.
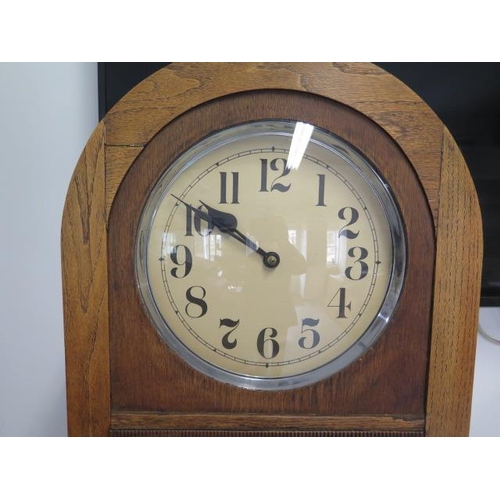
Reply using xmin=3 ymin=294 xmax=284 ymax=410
xmin=198 ymin=201 xmax=238 ymax=232
xmin=199 ymin=200 xmax=258 ymax=251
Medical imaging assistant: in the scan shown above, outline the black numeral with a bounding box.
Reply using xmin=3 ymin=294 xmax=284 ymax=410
xmin=338 ymin=207 xmax=360 ymax=239
xmin=219 ymin=318 xmax=240 ymax=349
xmin=185 ymin=204 xmax=214 ymax=237
xmin=259 ymin=158 xmax=291 ymax=193
xmin=345 ymin=247 xmax=369 ymax=280
xmin=257 ymin=327 xmax=279 ymax=359
xmin=316 ymin=174 xmax=326 ymax=206
xmin=328 ymin=287 xmax=352 ymax=318
xmin=169 ymin=245 xmax=193 ymax=279
xmin=298 ymin=318 xmax=320 ymax=349
xmin=185 ymin=286 xmax=208 ymax=318
xmin=219 ymin=172 xmax=239 ymax=204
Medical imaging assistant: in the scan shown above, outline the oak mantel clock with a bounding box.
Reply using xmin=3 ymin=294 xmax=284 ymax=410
xmin=62 ymin=63 xmax=482 ymax=437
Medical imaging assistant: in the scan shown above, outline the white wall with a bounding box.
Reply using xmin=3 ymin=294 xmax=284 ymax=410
xmin=470 ymin=308 xmax=500 ymax=436
xmin=0 ymin=62 xmax=498 ymax=437
xmin=0 ymin=63 xmax=98 ymax=436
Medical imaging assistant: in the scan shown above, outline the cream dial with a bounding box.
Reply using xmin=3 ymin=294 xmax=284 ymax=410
xmin=136 ymin=121 xmax=405 ymax=390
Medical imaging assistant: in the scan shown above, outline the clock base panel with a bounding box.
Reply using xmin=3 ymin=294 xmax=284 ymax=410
xmin=109 ymin=411 xmax=425 ymax=436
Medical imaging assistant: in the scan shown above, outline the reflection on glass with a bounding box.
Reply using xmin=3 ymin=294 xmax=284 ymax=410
xmin=326 ymin=230 xmax=339 ymax=266
xmin=286 ymin=122 xmax=314 ymax=171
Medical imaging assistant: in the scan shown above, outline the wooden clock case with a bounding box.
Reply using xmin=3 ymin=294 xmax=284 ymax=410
xmin=62 ymin=63 xmax=482 ymax=436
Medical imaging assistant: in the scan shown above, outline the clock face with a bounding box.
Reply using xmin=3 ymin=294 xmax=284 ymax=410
xmin=136 ymin=120 xmax=406 ymax=390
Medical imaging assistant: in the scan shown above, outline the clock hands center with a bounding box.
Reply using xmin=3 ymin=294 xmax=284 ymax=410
xmin=172 ymin=195 xmax=280 ymax=268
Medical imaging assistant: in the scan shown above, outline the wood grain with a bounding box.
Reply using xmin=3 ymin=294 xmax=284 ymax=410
xmin=61 ymin=122 xmax=110 ymax=436
xmin=105 ymin=145 xmax=142 ymax=218
xmin=426 ymin=128 xmax=483 ymax=436
xmin=104 ymin=63 xmax=442 ymax=224
xmin=111 ymin=412 xmax=424 ymax=432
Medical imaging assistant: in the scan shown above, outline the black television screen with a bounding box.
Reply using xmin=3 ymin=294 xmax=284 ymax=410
xmin=98 ymin=62 xmax=500 ymax=306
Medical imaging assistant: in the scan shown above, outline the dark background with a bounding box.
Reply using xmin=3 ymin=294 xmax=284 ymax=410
xmin=98 ymin=62 xmax=500 ymax=306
